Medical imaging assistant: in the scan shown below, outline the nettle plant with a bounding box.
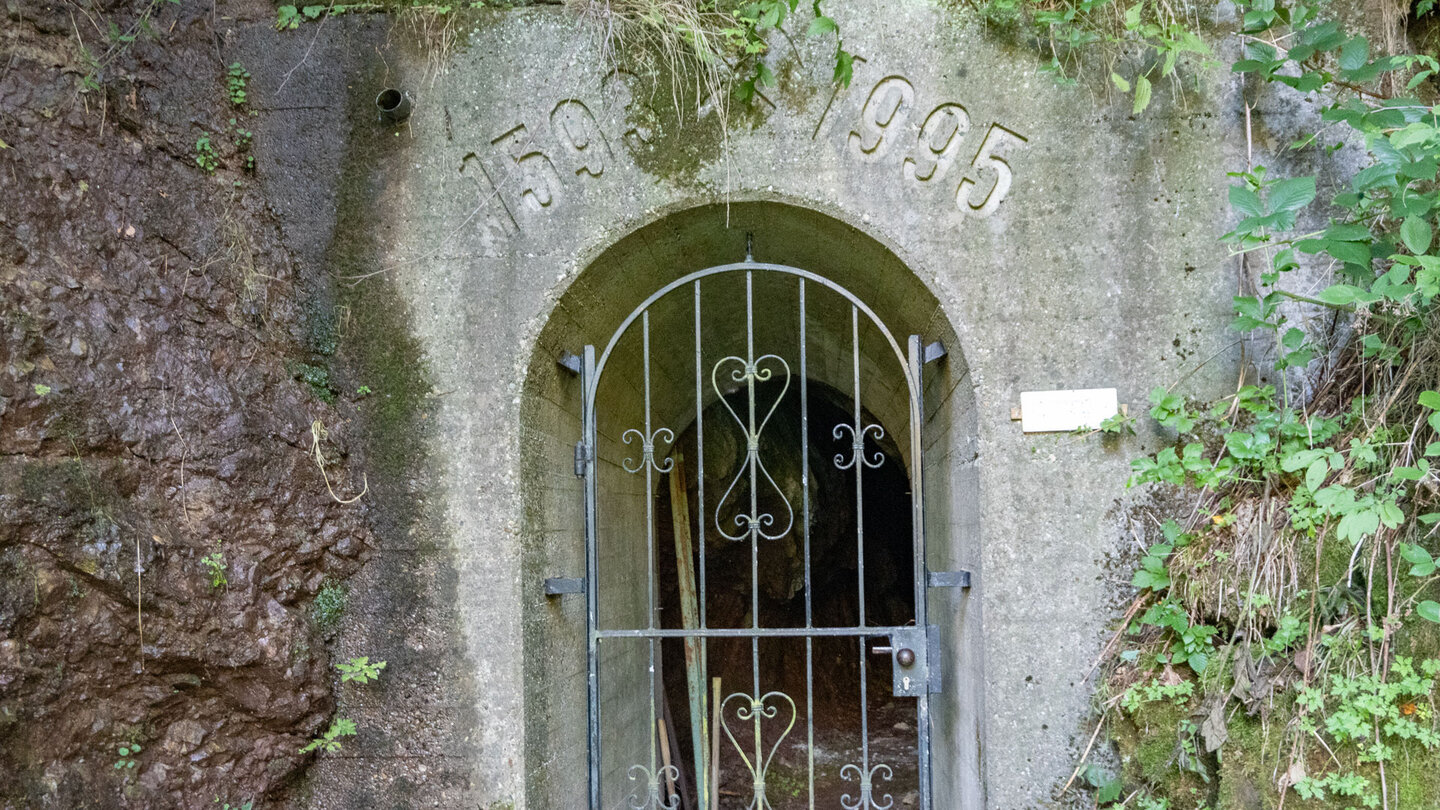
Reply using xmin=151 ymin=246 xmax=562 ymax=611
xmin=1096 ymin=0 xmax=1440 ymax=807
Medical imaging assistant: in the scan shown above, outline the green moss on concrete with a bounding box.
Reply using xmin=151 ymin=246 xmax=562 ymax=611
xmin=615 ymin=63 xmax=771 ymax=185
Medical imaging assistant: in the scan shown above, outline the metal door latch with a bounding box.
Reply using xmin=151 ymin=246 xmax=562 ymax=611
xmin=871 ymin=627 xmax=928 ymax=697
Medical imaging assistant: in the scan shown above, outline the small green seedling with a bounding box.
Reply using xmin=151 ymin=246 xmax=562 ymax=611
xmin=114 ymin=743 xmax=140 ymax=771
xmin=299 ymin=718 xmax=356 ymax=754
xmin=338 ymin=656 xmax=386 ymax=684
xmin=201 ymin=551 xmax=228 ymax=589
xmin=195 ymin=134 xmax=218 ymax=173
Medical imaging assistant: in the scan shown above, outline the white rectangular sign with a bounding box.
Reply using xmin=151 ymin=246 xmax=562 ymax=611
xmin=1018 ymin=388 xmax=1119 ymax=433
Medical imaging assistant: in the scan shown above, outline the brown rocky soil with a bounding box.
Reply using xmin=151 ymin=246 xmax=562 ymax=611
xmin=0 ymin=2 xmax=379 ymax=806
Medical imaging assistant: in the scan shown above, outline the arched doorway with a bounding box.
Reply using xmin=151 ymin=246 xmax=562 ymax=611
xmin=519 ymin=202 xmax=983 ymax=810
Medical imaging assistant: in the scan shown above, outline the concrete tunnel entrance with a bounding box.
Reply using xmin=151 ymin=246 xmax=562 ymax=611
xmin=518 ymin=200 xmax=984 ymax=809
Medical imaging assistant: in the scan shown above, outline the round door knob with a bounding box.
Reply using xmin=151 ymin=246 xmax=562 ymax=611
xmin=896 ymin=648 xmax=916 ymax=667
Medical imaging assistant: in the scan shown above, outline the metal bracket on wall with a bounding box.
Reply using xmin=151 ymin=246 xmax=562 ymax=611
xmin=544 ymin=577 xmax=586 ymax=597
xmin=923 ymin=341 xmax=947 ymax=365
xmin=928 ymin=570 xmax=973 ymax=589
xmin=558 ymin=351 xmax=582 ymax=375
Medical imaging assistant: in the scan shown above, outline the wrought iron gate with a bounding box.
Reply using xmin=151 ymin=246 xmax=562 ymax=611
xmin=577 ymin=255 xmax=941 ymax=810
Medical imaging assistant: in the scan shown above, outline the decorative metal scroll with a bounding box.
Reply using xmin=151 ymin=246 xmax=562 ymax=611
xmin=841 ymin=762 xmax=895 ymax=810
xmin=833 ymin=422 xmax=886 ymax=470
xmin=622 ymin=427 xmax=675 ymax=474
xmin=719 ymin=690 xmax=798 ymax=810
xmin=712 ymin=354 xmax=795 ymax=542
xmin=625 ymin=764 xmax=681 ymax=810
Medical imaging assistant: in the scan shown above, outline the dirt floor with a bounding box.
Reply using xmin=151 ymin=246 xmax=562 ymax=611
xmin=0 ymin=2 xmax=384 ymax=807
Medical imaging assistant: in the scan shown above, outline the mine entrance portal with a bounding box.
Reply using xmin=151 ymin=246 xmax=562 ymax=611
xmin=580 ymin=261 xmax=941 ymax=810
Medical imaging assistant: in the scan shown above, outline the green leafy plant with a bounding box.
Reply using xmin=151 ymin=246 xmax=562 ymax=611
xmin=195 ymin=134 xmax=219 ymax=174
xmin=970 ymin=0 xmax=1211 ymax=113
xmin=32 ymin=384 xmax=50 ymax=397
xmin=1089 ymin=2 xmax=1440 ymax=805
xmin=113 ymin=742 xmax=140 ymax=772
xmin=226 ymin=62 xmax=250 ymax=106
xmin=201 ymin=551 xmax=228 ymax=589
xmin=337 ymin=656 xmax=387 ymax=684
xmin=1083 ymin=764 xmax=1123 ymax=804
xmin=1099 ymin=410 xmax=1135 ymax=435
xmin=298 ymin=717 xmax=357 ymax=754
xmin=230 ymin=119 xmax=253 ymax=151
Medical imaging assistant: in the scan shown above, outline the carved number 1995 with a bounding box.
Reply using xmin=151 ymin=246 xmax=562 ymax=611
xmin=845 ymin=74 xmax=1027 ymax=222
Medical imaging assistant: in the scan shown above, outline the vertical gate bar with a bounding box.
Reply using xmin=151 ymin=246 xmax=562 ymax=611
xmin=583 ymin=345 xmax=601 ymax=810
xmin=908 ymin=335 xmax=932 ymax=810
xmin=745 ymin=271 xmax=763 ymax=806
xmin=693 ymin=279 xmax=710 ymax=810
xmin=694 ymin=281 xmax=707 ymax=632
xmin=850 ymin=305 xmax=870 ymax=780
xmin=799 ymin=278 xmax=815 ymax=810
xmin=643 ymin=313 xmax=659 ymax=785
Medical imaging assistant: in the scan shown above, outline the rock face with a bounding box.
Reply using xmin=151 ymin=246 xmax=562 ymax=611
xmin=0 ymin=2 xmax=375 ymax=806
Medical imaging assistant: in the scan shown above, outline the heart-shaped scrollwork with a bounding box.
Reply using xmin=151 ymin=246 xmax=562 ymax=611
xmin=719 ymin=690 xmax=797 ymax=809
xmin=712 ymin=354 xmax=794 ymax=542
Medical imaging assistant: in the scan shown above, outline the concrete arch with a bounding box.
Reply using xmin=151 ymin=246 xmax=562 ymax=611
xmin=518 ymin=200 xmax=983 ymax=808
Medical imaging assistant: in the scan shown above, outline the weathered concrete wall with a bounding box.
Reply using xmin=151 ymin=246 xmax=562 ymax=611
xmin=248 ymin=1 xmax=1340 ymax=806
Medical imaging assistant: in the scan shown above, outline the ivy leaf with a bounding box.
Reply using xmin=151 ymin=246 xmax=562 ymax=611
xmin=1132 ymin=75 xmax=1152 ymax=115
xmin=1419 ymin=601 xmax=1440 ymax=624
xmin=1229 ymin=186 xmax=1264 ymax=219
xmin=1268 ymin=176 xmax=1317 ymax=215
xmin=807 ymin=14 xmax=837 ymax=36
xmin=1188 ymin=651 xmax=1209 ymax=674
xmin=1401 ymin=543 xmax=1433 ymax=566
xmin=1402 ymin=217 xmax=1435 ymax=255
xmin=1401 ymin=543 xmax=1437 ymax=576
xmin=1123 ymin=2 xmax=1142 ymax=28
xmin=1337 ymin=35 xmax=1370 ymax=71
xmin=833 ymin=48 xmax=854 ymax=87
xmin=1317 ymin=284 xmax=1361 ymax=307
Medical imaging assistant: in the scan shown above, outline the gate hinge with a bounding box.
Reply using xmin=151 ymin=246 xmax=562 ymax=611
xmin=928 ymin=570 xmax=973 ymax=589
xmin=927 ymin=624 xmax=943 ymax=694
xmin=574 ymin=440 xmax=590 ymax=478
xmin=544 ymin=577 xmax=586 ymax=596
